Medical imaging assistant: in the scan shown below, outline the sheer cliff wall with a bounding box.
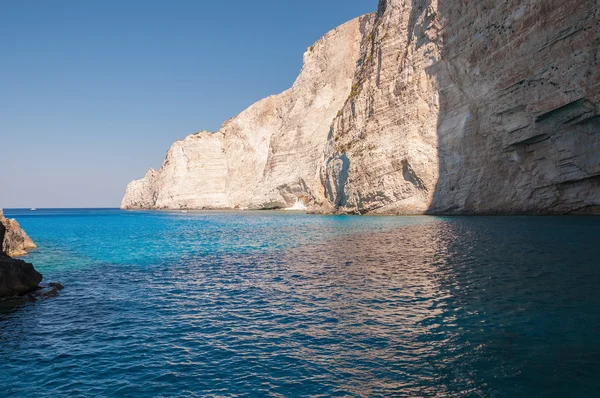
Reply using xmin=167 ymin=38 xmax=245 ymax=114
xmin=123 ymin=1 xmax=599 ymax=214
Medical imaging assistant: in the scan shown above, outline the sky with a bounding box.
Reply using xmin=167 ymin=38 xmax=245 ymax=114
xmin=0 ymin=0 xmax=377 ymax=208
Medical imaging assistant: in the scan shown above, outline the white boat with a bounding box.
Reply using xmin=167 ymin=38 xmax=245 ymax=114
xmin=30 ymin=208 xmax=37 ymax=211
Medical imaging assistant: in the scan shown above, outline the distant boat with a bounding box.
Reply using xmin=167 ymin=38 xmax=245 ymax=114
xmin=30 ymin=208 xmax=36 ymax=211
xmin=181 ymin=210 xmax=188 ymax=213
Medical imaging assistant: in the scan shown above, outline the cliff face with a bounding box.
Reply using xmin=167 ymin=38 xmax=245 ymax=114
xmin=122 ymin=15 xmax=375 ymax=210
xmin=429 ymin=0 xmax=600 ymax=214
xmin=320 ymin=0 xmax=441 ymax=214
xmin=0 ymin=209 xmax=37 ymax=257
xmin=322 ymin=0 xmax=599 ymax=214
xmin=121 ymin=169 xmax=159 ymax=210
xmin=123 ymin=0 xmax=600 ymax=214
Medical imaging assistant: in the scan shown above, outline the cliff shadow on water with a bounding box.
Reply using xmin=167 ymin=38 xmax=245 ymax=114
xmin=426 ymin=0 xmax=600 ymax=215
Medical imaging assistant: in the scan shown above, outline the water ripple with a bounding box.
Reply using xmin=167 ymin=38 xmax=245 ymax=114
xmin=1 ymin=211 xmax=599 ymax=397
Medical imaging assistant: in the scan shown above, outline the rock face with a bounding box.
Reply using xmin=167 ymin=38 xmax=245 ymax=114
xmin=0 ymin=209 xmax=37 ymax=257
xmin=123 ymin=0 xmax=600 ymax=214
xmin=320 ymin=0 xmax=441 ymax=214
xmin=431 ymin=0 xmax=600 ymax=214
xmin=0 ymin=213 xmax=42 ymax=297
xmin=0 ymin=255 xmax=43 ymax=298
xmin=121 ymin=169 xmax=159 ymax=210
xmin=122 ymin=15 xmax=375 ymax=210
xmin=322 ymin=0 xmax=600 ymax=214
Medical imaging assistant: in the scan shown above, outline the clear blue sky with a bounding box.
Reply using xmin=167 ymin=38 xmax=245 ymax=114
xmin=1 ymin=0 xmax=376 ymax=208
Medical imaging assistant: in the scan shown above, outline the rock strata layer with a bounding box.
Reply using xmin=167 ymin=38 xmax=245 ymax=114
xmin=0 ymin=212 xmax=42 ymax=297
xmin=123 ymin=0 xmax=599 ymax=214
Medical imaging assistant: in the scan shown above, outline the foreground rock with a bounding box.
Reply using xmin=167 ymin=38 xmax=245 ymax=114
xmin=123 ymin=0 xmax=599 ymax=214
xmin=0 ymin=255 xmax=43 ymax=297
xmin=0 ymin=209 xmax=37 ymax=256
xmin=0 ymin=210 xmax=44 ymax=298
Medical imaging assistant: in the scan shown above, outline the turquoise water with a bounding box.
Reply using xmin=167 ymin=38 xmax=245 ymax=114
xmin=1 ymin=209 xmax=599 ymax=397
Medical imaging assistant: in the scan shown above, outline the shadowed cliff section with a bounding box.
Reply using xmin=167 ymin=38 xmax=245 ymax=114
xmin=321 ymin=0 xmax=600 ymax=215
xmin=428 ymin=0 xmax=600 ymax=214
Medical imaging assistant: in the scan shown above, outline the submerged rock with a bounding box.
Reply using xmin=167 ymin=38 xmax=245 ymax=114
xmin=33 ymin=282 xmax=64 ymax=299
xmin=0 ymin=283 xmax=64 ymax=310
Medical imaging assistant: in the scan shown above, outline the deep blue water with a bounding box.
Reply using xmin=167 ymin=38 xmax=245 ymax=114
xmin=1 ymin=209 xmax=599 ymax=397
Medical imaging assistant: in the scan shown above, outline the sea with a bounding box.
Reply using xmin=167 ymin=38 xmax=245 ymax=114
xmin=1 ymin=208 xmax=599 ymax=397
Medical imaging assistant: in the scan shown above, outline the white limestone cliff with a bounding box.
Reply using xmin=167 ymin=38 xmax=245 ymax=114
xmin=123 ymin=0 xmax=599 ymax=214
xmin=122 ymin=15 xmax=374 ymax=210
xmin=121 ymin=169 xmax=159 ymax=210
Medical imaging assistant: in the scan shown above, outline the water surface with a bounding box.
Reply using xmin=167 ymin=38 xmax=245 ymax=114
xmin=1 ymin=209 xmax=599 ymax=397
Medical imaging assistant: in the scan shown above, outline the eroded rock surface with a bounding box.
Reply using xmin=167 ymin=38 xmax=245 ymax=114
xmin=123 ymin=0 xmax=599 ymax=214
xmin=0 ymin=209 xmax=36 ymax=257
xmin=121 ymin=169 xmax=159 ymax=210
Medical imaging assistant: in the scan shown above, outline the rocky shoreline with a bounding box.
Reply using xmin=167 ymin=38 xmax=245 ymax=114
xmin=0 ymin=209 xmax=57 ymax=299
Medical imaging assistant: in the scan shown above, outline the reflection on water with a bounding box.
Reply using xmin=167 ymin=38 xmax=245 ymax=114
xmin=0 ymin=211 xmax=599 ymax=397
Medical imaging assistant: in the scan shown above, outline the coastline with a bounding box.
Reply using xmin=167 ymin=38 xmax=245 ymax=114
xmin=8 ymin=207 xmax=597 ymax=217
xmin=120 ymin=207 xmax=600 ymax=217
